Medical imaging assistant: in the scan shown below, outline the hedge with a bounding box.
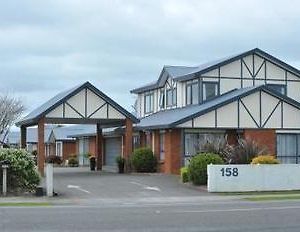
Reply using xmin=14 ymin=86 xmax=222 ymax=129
xmin=0 ymin=148 xmax=40 ymax=193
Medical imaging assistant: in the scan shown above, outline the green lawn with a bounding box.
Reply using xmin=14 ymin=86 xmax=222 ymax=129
xmin=0 ymin=202 xmax=51 ymax=207
xmin=244 ymin=195 xmax=300 ymax=201
xmin=218 ymin=190 xmax=300 ymax=196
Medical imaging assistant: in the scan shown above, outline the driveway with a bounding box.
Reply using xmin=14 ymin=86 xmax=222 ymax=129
xmin=53 ymin=167 xmax=209 ymax=200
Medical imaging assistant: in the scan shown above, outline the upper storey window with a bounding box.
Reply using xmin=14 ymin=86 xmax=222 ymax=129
xmin=203 ymin=82 xmax=218 ymax=101
xmin=159 ymin=90 xmax=165 ymax=109
xmin=166 ymin=88 xmax=177 ymax=107
xmin=186 ymin=80 xmax=199 ymax=105
xmin=144 ymin=92 xmax=154 ymax=114
xmin=267 ymin=84 xmax=286 ymax=95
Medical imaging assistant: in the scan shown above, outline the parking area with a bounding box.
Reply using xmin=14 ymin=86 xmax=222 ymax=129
xmin=53 ymin=167 xmax=208 ymax=200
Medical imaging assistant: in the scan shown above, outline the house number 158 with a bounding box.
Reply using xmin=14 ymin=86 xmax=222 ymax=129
xmin=220 ymin=167 xmax=238 ymax=177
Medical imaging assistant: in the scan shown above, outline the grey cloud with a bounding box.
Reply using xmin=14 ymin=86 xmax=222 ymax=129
xmin=0 ymin=0 xmax=299 ymax=117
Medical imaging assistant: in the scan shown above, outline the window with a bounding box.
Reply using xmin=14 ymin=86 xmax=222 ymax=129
xmin=166 ymin=88 xmax=177 ymax=107
xmin=160 ymin=133 xmax=165 ymax=160
xmin=277 ymin=134 xmax=300 ymax=163
xmin=26 ymin=143 xmax=34 ymax=152
xmin=172 ymin=88 xmax=177 ymax=105
xmin=203 ymin=82 xmax=218 ymax=101
xmin=267 ymin=84 xmax=286 ymax=95
xmin=46 ymin=144 xmax=50 ymax=156
xmin=133 ymin=135 xmax=140 ymax=149
xmin=166 ymin=89 xmax=172 ymax=106
xmin=56 ymin=141 xmax=63 ymax=157
xmin=146 ymin=132 xmax=152 ymax=147
xmin=184 ymin=132 xmax=224 ymax=157
xmin=186 ymin=81 xmax=199 ymax=105
xmin=159 ymin=90 xmax=165 ymax=109
xmin=144 ymin=93 xmax=154 ymax=114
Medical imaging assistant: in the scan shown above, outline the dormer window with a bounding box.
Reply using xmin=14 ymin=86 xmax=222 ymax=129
xmin=166 ymin=88 xmax=177 ymax=107
xmin=203 ymin=82 xmax=218 ymax=101
xmin=186 ymin=80 xmax=199 ymax=105
xmin=144 ymin=92 xmax=154 ymax=114
xmin=159 ymin=90 xmax=165 ymax=109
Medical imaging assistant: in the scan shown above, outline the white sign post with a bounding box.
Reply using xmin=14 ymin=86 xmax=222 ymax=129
xmin=2 ymin=166 xmax=7 ymax=196
xmin=46 ymin=163 xmax=53 ymax=197
xmin=1 ymin=160 xmax=10 ymax=197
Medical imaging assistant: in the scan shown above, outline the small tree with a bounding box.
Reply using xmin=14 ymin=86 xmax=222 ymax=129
xmin=0 ymin=95 xmax=25 ymax=144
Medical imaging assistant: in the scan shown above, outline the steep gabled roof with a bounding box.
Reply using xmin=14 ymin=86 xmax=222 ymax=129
xmin=130 ymin=48 xmax=300 ymax=94
xmin=136 ymin=85 xmax=300 ymax=129
xmin=16 ymin=81 xmax=139 ymax=127
xmin=174 ymin=48 xmax=300 ymax=82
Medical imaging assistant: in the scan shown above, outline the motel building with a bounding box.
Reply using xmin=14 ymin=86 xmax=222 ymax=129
xmin=16 ymin=48 xmax=300 ymax=175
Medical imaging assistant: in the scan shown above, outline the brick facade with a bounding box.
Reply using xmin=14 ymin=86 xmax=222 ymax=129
xmin=243 ymin=129 xmax=276 ymax=155
xmin=164 ymin=129 xmax=182 ymax=174
xmin=89 ymin=136 xmax=96 ymax=156
xmin=62 ymin=141 xmax=76 ymax=161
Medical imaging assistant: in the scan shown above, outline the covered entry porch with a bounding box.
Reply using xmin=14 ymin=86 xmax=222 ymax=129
xmin=16 ymin=82 xmax=139 ymax=175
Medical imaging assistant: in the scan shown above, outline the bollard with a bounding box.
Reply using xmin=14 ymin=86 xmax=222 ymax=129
xmin=1 ymin=160 xmax=10 ymax=197
xmin=46 ymin=163 xmax=53 ymax=197
xmin=2 ymin=167 xmax=7 ymax=196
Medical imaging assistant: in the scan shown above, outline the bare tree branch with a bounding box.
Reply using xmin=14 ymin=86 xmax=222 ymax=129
xmin=0 ymin=95 xmax=25 ymax=144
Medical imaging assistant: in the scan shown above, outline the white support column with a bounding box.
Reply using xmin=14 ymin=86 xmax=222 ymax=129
xmin=46 ymin=163 xmax=53 ymax=197
xmin=2 ymin=168 xmax=7 ymax=196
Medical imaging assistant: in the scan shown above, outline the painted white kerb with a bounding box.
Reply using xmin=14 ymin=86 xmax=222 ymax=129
xmin=207 ymin=164 xmax=300 ymax=192
xmin=46 ymin=163 xmax=53 ymax=197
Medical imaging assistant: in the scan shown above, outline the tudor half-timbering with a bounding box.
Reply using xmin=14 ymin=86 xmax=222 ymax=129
xmin=17 ymin=82 xmax=139 ymax=174
xmin=131 ymin=48 xmax=300 ymax=174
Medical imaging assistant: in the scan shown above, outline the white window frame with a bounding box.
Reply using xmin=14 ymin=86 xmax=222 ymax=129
xmin=159 ymin=89 xmax=165 ymax=109
xmin=186 ymin=80 xmax=199 ymax=105
xmin=26 ymin=143 xmax=33 ymax=152
xmin=202 ymin=82 xmax=219 ymax=101
xmin=56 ymin=141 xmax=63 ymax=157
xmin=144 ymin=92 xmax=154 ymax=114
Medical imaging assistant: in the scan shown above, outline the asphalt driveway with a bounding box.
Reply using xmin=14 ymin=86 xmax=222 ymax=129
xmin=53 ymin=167 xmax=209 ymax=200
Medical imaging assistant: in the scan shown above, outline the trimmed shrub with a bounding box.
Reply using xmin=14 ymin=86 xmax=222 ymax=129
xmin=68 ymin=155 xmax=79 ymax=167
xmin=131 ymin=147 xmax=157 ymax=173
xmin=189 ymin=153 xmax=224 ymax=185
xmin=45 ymin=155 xmax=62 ymax=165
xmin=0 ymin=148 xmax=40 ymax=193
xmin=251 ymin=155 xmax=280 ymax=164
xmin=180 ymin=167 xmax=189 ymax=183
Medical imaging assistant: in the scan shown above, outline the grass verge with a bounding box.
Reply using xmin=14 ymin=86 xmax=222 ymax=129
xmin=0 ymin=202 xmax=51 ymax=207
xmin=218 ymin=190 xmax=300 ymax=196
xmin=244 ymin=195 xmax=300 ymax=201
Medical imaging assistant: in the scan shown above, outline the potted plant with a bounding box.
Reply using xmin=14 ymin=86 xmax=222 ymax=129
xmin=89 ymin=155 xmax=96 ymax=171
xmin=115 ymin=156 xmax=125 ymax=173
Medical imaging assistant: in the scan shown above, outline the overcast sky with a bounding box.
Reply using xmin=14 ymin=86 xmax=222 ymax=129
xmin=1 ymin=0 xmax=300 ymax=118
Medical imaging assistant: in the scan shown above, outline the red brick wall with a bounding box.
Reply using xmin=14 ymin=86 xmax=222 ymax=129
xmin=89 ymin=136 xmax=96 ymax=156
xmin=243 ymin=129 xmax=276 ymax=155
xmin=164 ymin=129 xmax=182 ymax=174
xmin=153 ymin=130 xmax=160 ymax=160
xmin=62 ymin=141 xmax=76 ymax=161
